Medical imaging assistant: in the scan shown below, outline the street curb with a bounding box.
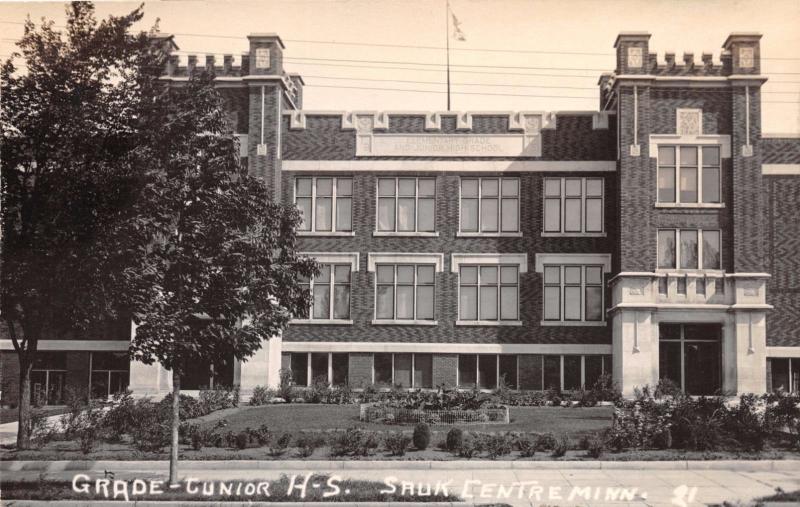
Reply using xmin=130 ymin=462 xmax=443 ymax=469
xmin=2 ymin=459 xmax=798 ymax=472
xmin=4 ymin=502 xmax=470 ymax=507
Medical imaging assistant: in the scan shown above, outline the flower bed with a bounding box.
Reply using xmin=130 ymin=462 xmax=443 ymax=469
xmin=360 ymin=402 xmax=510 ymax=425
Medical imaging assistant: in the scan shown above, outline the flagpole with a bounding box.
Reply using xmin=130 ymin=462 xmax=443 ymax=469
xmin=445 ymin=0 xmax=451 ymax=111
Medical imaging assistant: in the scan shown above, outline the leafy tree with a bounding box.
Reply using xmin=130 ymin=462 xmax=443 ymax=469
xmin=123 ymin=72 xmax=317 ymax=483
xmin=0 ymin=2 xmax=162 ymax=449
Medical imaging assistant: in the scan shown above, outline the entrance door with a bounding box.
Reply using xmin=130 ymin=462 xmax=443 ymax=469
xmin=659 ymin=323 xmax=721 ymax=395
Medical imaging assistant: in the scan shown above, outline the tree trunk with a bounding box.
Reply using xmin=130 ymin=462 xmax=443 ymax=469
xmin=16 ymin=358 xmax=33 ymax=449
xmin=169 ymin=370 xmax=180 ymax=486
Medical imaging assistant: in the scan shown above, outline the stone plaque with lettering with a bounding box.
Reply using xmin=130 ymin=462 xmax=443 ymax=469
xmin=357 ymin=134 xmax=539 ymax=157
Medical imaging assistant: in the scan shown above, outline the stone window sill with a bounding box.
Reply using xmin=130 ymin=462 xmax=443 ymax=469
xmin=291 ymin=319 xmax=353 ymax=325
xmin=297 ymin=231 xmax=355 ymax=237
xmin=371 ymin=319 xmax=438 ymax=326
xmin=541 ymin=232 xmax=606 ymax=238
xmin=455 ymin=320 xmax=523 ymax=327
xmin=373 ymin=231 xmax=439 ymax=237
xmin=456 ymin=232 xmax=523 ymax=238
xmin=654 ymin=203 xmax=725 ymax=209
xmin=540 ymin=321 xmax=607 ymax=327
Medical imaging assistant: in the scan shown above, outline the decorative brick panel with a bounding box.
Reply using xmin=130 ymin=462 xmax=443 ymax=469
xmin=761 ymin=138 xmax=800 ymax=164
xmin=432 ymin=354 xmax=457 ymax=387
xmin=518 ymin=354 xmax=543 ymax=390
xmin=1 ymin=352 xmax=21 ymax=406
xmin=348 ymin=352 xmax=373 ymax=388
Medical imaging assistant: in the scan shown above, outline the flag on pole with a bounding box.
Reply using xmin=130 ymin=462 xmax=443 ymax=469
xmin=451 ymin=12 xmax=466 ymax=41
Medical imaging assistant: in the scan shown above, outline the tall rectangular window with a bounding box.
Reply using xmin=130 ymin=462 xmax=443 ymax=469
xmin=658 ymin=229 xmax=721 ymax=270
xmin=458 ymin=354 xmax=477 ymax=387
xmin=659 ymin=323 xmax=721 ymax=395
xmin=459 ymin=265 xmax=519 ymax=322
xmin=460 ymin=177 xmax=519 ymax=233
xmin=299 ymin=264 xmax=351 ymax=320
xmin=295 ymin=177 xmax=353 ymax=232
xmin=90 ymin=352 xmax=130 ymax=400
xmin=543 ymin=177 xmax=604 ymax=234
xmin=542 ymin=265 xmax=604 ymax=323
xmin=377 ymin=177 xmax=435 ymax=233
xmin=658 ymin=145 xmax=721 ymax=205
xmin=375 ymin=264 xmax=435 ymax=321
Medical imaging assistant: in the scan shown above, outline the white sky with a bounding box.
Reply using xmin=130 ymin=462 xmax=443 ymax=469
xmin=2 ymin=0 xmax=799 ymax=133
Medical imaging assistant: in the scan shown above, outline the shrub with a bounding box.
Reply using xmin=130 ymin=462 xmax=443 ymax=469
xmin=277 ymin=369 xmax=295 ymax=403
xmin=101 ymin=391 xmax=138 ymax=440
xmin=329 ymin=427 xmax=380 ymax=457
xmin=29 ymin=412 xmax=56 ymax=449
xmin=385 ymin=432 xmax=412 ymax=456
xmin=586 ymin=433 xmax=606 ymax=459
xmin=535 ymin=432 xmax=558 ymax=452
xmin=249 ymin=386 xmax=275 ymax=406
xmin=551 ymin=433 xmax=569 ymax=457
xmin=295 ymin=432 xmax=326 ymax=458
xmin=304 ymin=375 xmax=331 ymax=404
xmin=129 ymin=400 xmax=170 ymax=453
xmin=268 ymin=433 xmax=292 ymax=457
xmin=412 ymin=422 xmax=431 ymax=450
xmin=484 ymin=433 xmax=513 ymax=459
xmin=446 ymin=428 xmax=464 ymax=452
xmin=516 ymin=434 xmax=536 ymax=457
xmin=246 ymin=424 xmax=272 ymax=446
xmin=457 ymin=433 xmax=481 ymax=458
xmin=233 ymin=431 xmax=249 ymax=450
xmin=724 ymin=394 xmax=770 ymax=452
xmin=545 ymin=386 xmax=563 ymax=406
xmin=572 ymin=388 xmax=598 ymax=407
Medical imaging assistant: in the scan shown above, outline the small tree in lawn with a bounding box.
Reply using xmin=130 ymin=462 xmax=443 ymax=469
xmin=125 ymin=73 xmax=317 ymax=484
xmin=0 ymin=3 xmax=163 ymax=449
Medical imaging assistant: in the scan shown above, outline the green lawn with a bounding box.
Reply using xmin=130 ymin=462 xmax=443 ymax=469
xmin=193 ymin=403 xmax=613 ymax=438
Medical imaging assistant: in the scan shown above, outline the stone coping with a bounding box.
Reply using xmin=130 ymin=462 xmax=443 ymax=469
xmin=2 ymin=459 xmax=797 ymax=472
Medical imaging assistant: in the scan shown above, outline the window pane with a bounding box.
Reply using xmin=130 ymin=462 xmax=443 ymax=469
xmin=316 ymin=178 xmax=332 ymax=195
xmin=586 ymin=178 xmax=603 ymax=197
xmin=702 ymin=168 xmax=720 ymax=203
xmin=565 ymin=179 xmax=582 ymax=197
xmin=543 ymin=355 xmax=561 ymax=390
xmin=337 ymin=178 xmax=353 ymax=196
xmin=378 ymin=197 xmax=395 ymax=231
xmin=334 ymin=285 xmax=350 ymax=319
xmin=460 ymin=266 xmax=478 ymax=284
xmin=544 ymin=178 xmax=561 ymax=197
xmin=585 ymin=286 xmax=603 ymax=321
xmin=376 ymin=285 xmax=394 ymax=319
xmin=544 ymin=199 xmax=561 ymax=232
xmin=91 ymin=372 xmax=110 ymax=399
xmin=478 ymin=355 xmax=497 ymax=389
xmin=500 ymin=286 xmax=518 ymax=320
xmin=480 ymin=286 xmax=498 ymax=320
xmin=480 ymin=266 xmax=498 ymax=284
xmin=702 ymin=146 xmax=720 ymax=166
xmin=416 ymin=286 xmax=434 ymax=320
xmin=460 ymin=286 xmax=478 ymax=320
xmin=685 ymin=341 xmax=720 ymax=395
xmin=586 ymin=266 xmax=602 ymax=285
xmin=378 ymin=178 xmax=395 ymax=196
xmin=336 ymin=198 xmax=352 ymax=231
xmin=374 ymin=353 xmax=393 ymax=385
xmin=564 ymin=355 xmax=581 ymax=391
xmin=398 ymin=178 xmax=416 ymax=195
xmin=501 ymin=198 xmax=519 ymax=232
xmin=417 ymin=265 xmax=435 ymax=284
xmin=499 ymin=355 xmax=518 ymax=390
xmin=481 ymin=198 xmax=498 ymax=232
xmin=658 ymin=146 xmax=675 ymax=166
xmin=481 ymin=179 xmax=499 ymax=196
xmin=396 ymin=285 xmax=414 ymax=319
xmin=461 ymin=179 xmax=478 ymax=197
xmin=658 ymin=166 xmax=676 ymax=202
xmin=544 ymin=266 xmax=560 ymax=284
xmin=564 ymin=199 xmax=581 ymax=232
xmin=544 ymin=286 xmax=561 ymax=320
xmin=418 ymin=198 xmax=435 ymax=231
xmin=394 ymin=353 xmax=412 ymax=387
xmin=564 ymin=286 xmax=581 ymax=320
xmin=459 ymin=355 xmax=477 ymax=387
xmin=297 ymin=197 xmax=312 ymax=230
xmin=414 ymin=354 xmax=433 ymax=388
xmin=313 ymin=284 xmax=330 ymax=319
xmin=502 ymin=178 xmax=519 ymax=196
xmin=680 ymin=167 xmax=698 ymax=203
xmin=418 ymin=179 xmax=435 ymax=196
xmin=680 ymin=230 xmax=699 ymax=269
xmin=397 ymin=198 xmax=415 ymax=231
xmin=461 ymin=199 xmax=478 ymax=231
xmin=565 ymin=266 xmax=582 ymax=284
xmin=334 ymin=265 xmax=350 ymax=283
xmin=332 ymin=353 xmax=348 ymax=386
xmin=291 ymin=353 xmax=308 ymax=386
xmin=659 ymin=341 xmax=682 ymax=389
xmin=586 ymin=199 xmax=602 ymax=232
xmin=377 ymin=265 xmax=394 ymax=283
xmin=680 ymin=146 xmax=698 ymax=166
xmin=311 ymin=353 xmax=328 ymax=384
xmin=318 ymin=265 xmax=331 ymax=283
xmin=397 ymin=265 xmax=414 ymax=283
xmin=500 ymin=266 xmax=517 ymax=284
xmin=658 ymin=230 xmax=676 ymax=269
xmin=585 ymin=356 xmax=603 ymax=388
xmin=770 ymin=358 xmax=790 ymax=392
xmin=315 ymin=197 xmax=332 ymax=231
xmin=703 ymin=230 xmax=721 ymax=269
xmin=296 ymin=178 xmax=312 ymax=196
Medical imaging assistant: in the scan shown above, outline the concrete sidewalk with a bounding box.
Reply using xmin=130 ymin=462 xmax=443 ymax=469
xmin=0 ymin=412 xmax=66 ymax=446
xmin=2 ymin=460 xmax=798 ymax=506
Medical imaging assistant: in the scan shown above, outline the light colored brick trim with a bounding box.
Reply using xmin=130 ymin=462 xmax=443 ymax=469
xmin=280 ymin=342 xmax=612 ymax=354
xmin=282 ymin=160 xmax=617 ymax=172
xmin=763 ymin=164 xmax=800 ymax=175
xmin=367 ymin=253 xmax=445 ymax=272
xmin=0 ymin=340 xmax=128 ymax=351
xmin=534 ymin=253 xmax=612 ymax=272
xmin=766 ymin=347 xmax=800 ymax=358
xmin=299 ymin=252 xmax=360 ymax=271
xmin=450 ymin=253 xmax=528 ymax=273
